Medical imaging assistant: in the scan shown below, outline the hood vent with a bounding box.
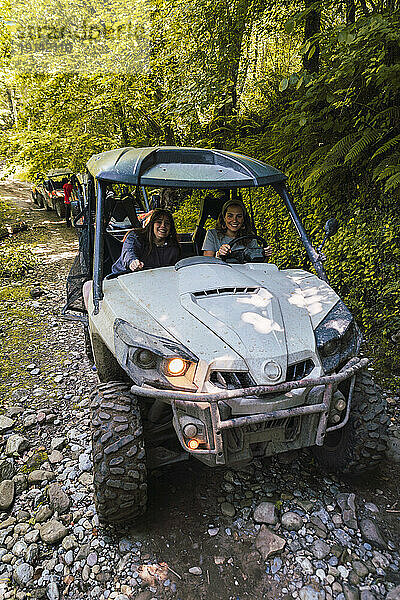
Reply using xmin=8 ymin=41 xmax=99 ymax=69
xmin=210 ymin=371 xmax=256 ymax=389
xmin=286 ymin=359 xmax=314 ymax=382
xmin=193 ymin=286 xmax=258 ymax=299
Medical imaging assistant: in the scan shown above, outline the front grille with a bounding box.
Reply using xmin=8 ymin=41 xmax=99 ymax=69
xmin=244 ymin=416 xmax=301 ymax=441
xmin=193 ymin=287 xmax=258 ymax=298
xmin=210 ymin=371 xmax=255 ymax=389
xmin=286 ymin=359 xmax=314 ymax=382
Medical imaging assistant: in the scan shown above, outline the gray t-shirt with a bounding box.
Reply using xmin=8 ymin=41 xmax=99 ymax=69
xmin=202 ymin=229 xmax=259 ymax=254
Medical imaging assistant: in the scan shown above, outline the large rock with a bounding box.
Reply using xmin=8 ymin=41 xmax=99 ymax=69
xmin=40 ymin=520 xmax=68 ymax=545
xmin=298 ymin=586 xmax=325 ymax=600
xmin=0 ymin=516 xmax=16 ymax=530
xmin=311 ymin=539 xmax=330 ymax=560
xmin=35 ymin=504 xmax=53 ymax=523
xmin=360 ymin=591 xmax=376 ymax=600
xmin=309 ymin=514 xmax=328 ymax=538
xmin=13 ymin=562 xmax=34 ymax=587
xmin=48 ymin=450 xmax=63 ymax=465
xmin=386 ymin=585 xmax=400 ymax=600
xmin=6 ymin=434 xmax=29 ymax=456
xmin=253 ymin=502 xmax=278 ymax=525
xmin=343 ymin=583 xmax=360 ymax=600
xmin=0 ymin=415 xmax=14 ymax=432
xmin=281 ymin=511 xmax=303 ymax=531
xmin=13 ymin=473 xmax=28 ymax=495
xmin=62 ymin=534 xmax=79 ymax=551
xmin=51 ymin=437 xmax=67 ymax=451
xmin=47 ymin=483 xmax=70 ymax=514
xmin=46 ymin=582 xmax=60 ymax=600
xmin=387 ymin=426 xmax=400 ymax=463
xmin=255 ymin=525 xmax=286 ymax=560
xmin=0 ymin=458 xmax=15 ymax=483
xmin=359 ymin=518 xmax=387 ymax=549
xmin=0 ymin=479 xmax=15 ymax=510
xmin=337 ymin=493 xmax=358 ymax=530
xmin=27 ymin=470 xmax=55 ymax=485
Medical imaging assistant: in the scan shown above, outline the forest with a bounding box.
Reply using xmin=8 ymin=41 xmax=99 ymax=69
xmin=1 ymin=0 xmax=400 ymax=374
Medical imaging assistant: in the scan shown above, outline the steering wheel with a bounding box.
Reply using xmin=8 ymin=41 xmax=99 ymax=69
xmin=221 ymin=234 xmax=268 ymax=263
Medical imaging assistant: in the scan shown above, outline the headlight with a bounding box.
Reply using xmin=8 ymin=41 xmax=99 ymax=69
xmin=319 ymin=338 xmax=341 ymax=357
xmin=166 ymin=358 xmax=187 ymax=376
xmin=114 ymin=319 xmax=198 ymax=391
xmin=315 ymin=301 xmax=362 ymax=373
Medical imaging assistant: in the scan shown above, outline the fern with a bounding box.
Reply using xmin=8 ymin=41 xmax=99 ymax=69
xmin=303 ymin=164 xmax=342 ymax=190
xmin=372 ymin=134 xmax=400 ymax=159
xmin=384 ymin=171 xmax=400 ymax=193
xmin=371 ymin=107 xmax=400 ymax=126
xmin=324 ymin=133 xmax=359 ymax=164
xmin=373 ymin=153 xmax=400 ymax=179
xmin=374 ymin=165 xmax=400 ymax=182
xmin=344 ymin=130 xmax=381 ymax=164
xmin=308 ymin=145 xmax=330 ymax=163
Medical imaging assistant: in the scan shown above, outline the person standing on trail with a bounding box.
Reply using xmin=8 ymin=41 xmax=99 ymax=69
xmin=63 ymin=178 xmax=73 ymax=228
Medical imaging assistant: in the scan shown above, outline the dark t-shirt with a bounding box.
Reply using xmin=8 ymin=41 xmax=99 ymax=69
xmin=111 ymin=231 xmax=180 ymax=275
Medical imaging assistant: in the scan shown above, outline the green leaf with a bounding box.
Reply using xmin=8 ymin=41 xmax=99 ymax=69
xmin=279 ymin=78 xmax=289 ymax=92
xmin=308 ymin=45 xmax=316 ymax=59
xmin=284 ymin=19 xmax=294 ymax=34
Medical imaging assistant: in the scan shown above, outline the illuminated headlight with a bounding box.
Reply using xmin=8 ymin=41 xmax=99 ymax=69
xmin=166 ymin=357 xmax=187 ymax=376
xmin=114 ymin=319 xmax=198 ymax=391
xmin=315 ymin=301 xmax=362 ymax=373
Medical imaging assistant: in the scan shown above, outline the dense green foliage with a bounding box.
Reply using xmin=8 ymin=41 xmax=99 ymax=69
xmin=1 ymin=0 xmax=400 ymax=372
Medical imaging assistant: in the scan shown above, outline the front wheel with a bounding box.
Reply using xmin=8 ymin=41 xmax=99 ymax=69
xmin=91 ymin=381 xmax=148 ymax=523
xmin=312 ymin=370 xmax=389 ymax=475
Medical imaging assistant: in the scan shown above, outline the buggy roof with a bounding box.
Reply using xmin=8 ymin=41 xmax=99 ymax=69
xmin=86 ymin=146 xmax=287 ymax=189
xmin=47 ymin=168 xmax=73 ymax=178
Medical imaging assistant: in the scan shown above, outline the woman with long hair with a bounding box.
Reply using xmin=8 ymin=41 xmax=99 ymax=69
xmin=202 ymin=199 xmax=272 ymax=262
xmin=111 ymin=209 xmax=180 ymax=274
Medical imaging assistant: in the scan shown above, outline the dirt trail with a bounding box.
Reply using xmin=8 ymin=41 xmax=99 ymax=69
xmin=0 ymin=180 xmax=399 ymax=600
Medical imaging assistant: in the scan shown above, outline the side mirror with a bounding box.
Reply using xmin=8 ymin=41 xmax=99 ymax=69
xmin=324 ymin=218 xmax=339 ymax=239
xmin=318 ymin=218 xmax=339 ymax=254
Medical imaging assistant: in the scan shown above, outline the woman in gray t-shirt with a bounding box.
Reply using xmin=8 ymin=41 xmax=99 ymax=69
xmin=202 ymin=199 xmax=272 ymax=262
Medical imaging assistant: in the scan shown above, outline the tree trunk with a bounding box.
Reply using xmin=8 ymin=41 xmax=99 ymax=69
xmin=115 ymin=102 xmax=130 ymax=146
xmin=302 ymin=0 xmax=321 ymax=73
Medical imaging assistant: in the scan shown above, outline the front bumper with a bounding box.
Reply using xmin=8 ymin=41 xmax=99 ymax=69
xmin=131 ymin=357 xmax=368 ymax=464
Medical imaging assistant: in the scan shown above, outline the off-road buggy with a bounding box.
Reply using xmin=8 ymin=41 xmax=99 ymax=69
xmin=38 ymin=168 xmax=73 ymax=217
xmin=64 ymin=146 xmax=389 ymax=524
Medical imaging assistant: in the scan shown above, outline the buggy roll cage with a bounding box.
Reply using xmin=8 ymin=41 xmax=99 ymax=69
xmin=84 ymin=146 xmax=328 ymax=314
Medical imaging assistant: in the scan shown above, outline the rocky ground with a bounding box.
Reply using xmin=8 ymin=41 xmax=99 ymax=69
xmin=0 ymin=180 xmax=400 ymax=600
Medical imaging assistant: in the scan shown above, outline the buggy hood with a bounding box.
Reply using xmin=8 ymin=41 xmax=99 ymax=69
xmin=105 ymin=261 xmax=339 ymax=385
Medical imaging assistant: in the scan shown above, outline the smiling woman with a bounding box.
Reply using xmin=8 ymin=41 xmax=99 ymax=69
xmin=110 ymin=208 xmax=181 ymax=275
xmin=202 ymin=199 xmax=272 ymax=262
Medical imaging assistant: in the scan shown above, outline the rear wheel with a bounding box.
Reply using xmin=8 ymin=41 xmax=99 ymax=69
xmin=37 ymin=194 xmax=44 ymax=208
xmin=312 ymin=370 xmax=389 ymax=474
xmin=91 ymin=381 xmax=147 ymax=523
xmin=31 ymin=191 xmax=38 ymax=205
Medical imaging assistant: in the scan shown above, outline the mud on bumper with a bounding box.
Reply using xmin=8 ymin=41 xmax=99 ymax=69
xmin=130 ymin=357 xmax=368 ymax=465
